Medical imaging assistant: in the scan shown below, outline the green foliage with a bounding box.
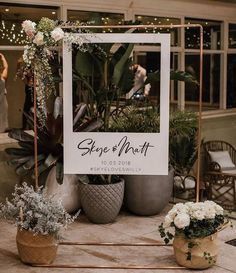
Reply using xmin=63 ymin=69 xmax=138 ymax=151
xmin=86 ymin=174 xmax=121 ymax=185
xmin=169 ymin=111 xmax=198 ymax=173
xmin=6 ymin=104 xmax=103 ymax=184
xmin=177 ymin=215 xmax=225 ymax=239
xmin=145 ymin=70 xmax=199 ymax=88
xmin=203 ymin=252 xmax=216 ymax=264
xmin=110 ymin=106 xmax=160 ymax=133
xmin=73 ymin=42 xmax=135 ymax=125
xmin=158 ymin=223 xmax=174 ymax=245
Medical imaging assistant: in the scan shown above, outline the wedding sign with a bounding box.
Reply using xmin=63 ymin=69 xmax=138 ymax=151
xmin=63 ymin=33 xmax=170 ymax=175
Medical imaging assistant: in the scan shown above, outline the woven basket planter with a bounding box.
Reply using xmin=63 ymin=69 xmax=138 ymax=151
xmin=16 ymin=229 xmax=58 ymax=265
xmin=80 ymin=179 xmax=124 ymax=224
xmin=173 ymin=233 xmax=218 ymax=269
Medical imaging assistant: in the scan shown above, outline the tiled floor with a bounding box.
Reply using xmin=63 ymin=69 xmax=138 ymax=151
xmin=0 ymin=204 xmax=236 ymax=273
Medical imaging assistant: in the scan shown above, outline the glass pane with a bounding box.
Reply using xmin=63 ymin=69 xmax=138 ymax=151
xmin=229 ymin=24 xmax=236 ymax=48
xmin=227 ymin=54 xmax=236 ymax=108
xmin=185 ymin=18 xmax=221 ymax=50
xmin=134 ymin=51 xmax=178 ymax=100
xmin=67 ymin=10 xmax=124 ymax=32
xmin=134 ymin=15 xmax=180 ymax=46
xmin=0 ymin=4 xmax=59 ymax=46
xmin=185 ymin=54 xmax=220 ymax=109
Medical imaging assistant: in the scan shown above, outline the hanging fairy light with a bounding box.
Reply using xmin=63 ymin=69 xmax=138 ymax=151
xmin=0 ymin=20 xmax=28 ymax=45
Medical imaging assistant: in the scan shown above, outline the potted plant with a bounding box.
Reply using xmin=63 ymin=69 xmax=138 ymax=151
xmin=159 ymin=201 xmax=229 ymax=269
xmin=79 ymin=175 xmax=124 ymax=224
xmin=110 ymin=106 xmax=197 ymax=215
xmin=0 ymin=182 xmax=78 ymax=265
xmin=6 ymin=103 xmax=102 ymax=213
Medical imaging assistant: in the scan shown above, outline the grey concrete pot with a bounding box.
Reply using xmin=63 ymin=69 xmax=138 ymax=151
xmin=124 ymin=169 xmax=174 ymax=216
xmin=80 ymin=179 xmax=124 ymax=224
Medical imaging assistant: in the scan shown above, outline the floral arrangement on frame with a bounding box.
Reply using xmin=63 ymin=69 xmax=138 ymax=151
xmin=21 ymin=18 xmax=90 ymax=125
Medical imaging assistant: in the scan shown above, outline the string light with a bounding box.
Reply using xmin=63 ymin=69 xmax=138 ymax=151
xmin=0 ymin=20 xmax=28 ymax=45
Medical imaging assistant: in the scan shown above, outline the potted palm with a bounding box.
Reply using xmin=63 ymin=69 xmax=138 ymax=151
xmin=0 ymin=182 xmax=78 ymax=265
xmin=72 ymin=40 xmax=134 ymax=223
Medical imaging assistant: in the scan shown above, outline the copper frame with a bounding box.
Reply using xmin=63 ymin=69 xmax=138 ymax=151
xmin=31 ymin=241 xmax=185 ymax=269
xmin=32 ymin=23 xmax=203 ymax=269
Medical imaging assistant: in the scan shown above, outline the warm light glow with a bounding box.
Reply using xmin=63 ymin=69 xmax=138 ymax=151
xmin=5 ymin=8 xmax=9 ymax=12
xmin=52 ymin=11 xmax=56 ymax=15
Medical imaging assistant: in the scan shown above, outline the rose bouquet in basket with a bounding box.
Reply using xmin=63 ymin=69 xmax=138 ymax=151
xmin=159 ymin=201 xmax=229 ymax=269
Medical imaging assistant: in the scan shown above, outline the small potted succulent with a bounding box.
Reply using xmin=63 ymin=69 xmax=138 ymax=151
xmin=159 ymin=201 xmax=229 ymax=269
xmin=0 ymin=183 xmax=78 ymax=265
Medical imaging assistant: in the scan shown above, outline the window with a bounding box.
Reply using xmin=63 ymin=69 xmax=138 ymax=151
xmin=229 ymin=24 xmax=236 ymax=49
xmin=227 ymin=54 xmax=236 ymax=108
xmin=67 ymin=10 xmax=124 ymax=32
xmin=134 ymin=15 xmax=180 ymax=46
xmin=185 ymin=54 xmax=220 ymax=109
xmin=185 ymin=18 xmax=221 ymax=50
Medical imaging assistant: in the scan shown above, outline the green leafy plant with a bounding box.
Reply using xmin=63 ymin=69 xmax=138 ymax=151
xmin=110 ymin=105 xmax=160 ymax=133
xmin=84 ymin=174 xmax=121 ymax=185
xmin=73 ymin=42 xmax=135 ymax=130
xmin=169 ymin=111 xmax=198 ymax=174
xmin=6 ymin=103 xmax=103 ymax=184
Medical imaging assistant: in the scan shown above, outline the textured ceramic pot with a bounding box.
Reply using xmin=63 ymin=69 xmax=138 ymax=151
xmin=173 ymin=233 xmax=218 ymax=269
xmin=16 ymin=229 xmax=58 ymax=265
xmin=124 ymin=169 xmax=174 ymax=216
xmin=80 ymin=179 xmax=124 ymax=224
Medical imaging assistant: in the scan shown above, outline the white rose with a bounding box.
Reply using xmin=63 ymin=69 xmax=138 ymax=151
xmin=192 ymin=210 xmax=205 ymax=220
xmin=33 ymin=32 xmax=45 ymax=46
xmin=174 ymin=213 xmax=190 ymax=229
xmin=163 ymin=214 xmax=173 ymax=228
xmin=51 ymin=27 xmax=64 ymax=42
xmin=22 ymin=20 xmax=36 ymax=37
xmin=215 ymin=204 xmax=224 ymax=215
xmin=173 ymin=203 xmax=188 ymax=214
xmin=204 ymin=207 xmax=216 ymax=219
xmin=167 ymin=208 xmax=177 ymax=220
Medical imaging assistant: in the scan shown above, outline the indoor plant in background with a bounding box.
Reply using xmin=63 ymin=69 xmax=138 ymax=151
xmin=110 ymin=107 xmax=198 ymax=215
xmin=159 ymin=201 xmax=229 ymax=269
xmin=79 ymin=175 xmax=124 ymax=224
xmin=0 ymin=183 xmax=78 ymax=265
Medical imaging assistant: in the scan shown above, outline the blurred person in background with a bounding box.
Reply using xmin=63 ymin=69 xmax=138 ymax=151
xmin=0 ymin=53 xmax=8 ymax=132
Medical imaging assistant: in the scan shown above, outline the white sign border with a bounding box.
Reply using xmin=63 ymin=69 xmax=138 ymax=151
xmin=63 ymin=33 xmax=170 ymax=175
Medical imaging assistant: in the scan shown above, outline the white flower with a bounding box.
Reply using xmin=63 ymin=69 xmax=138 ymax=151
xmin=51 ymin=27 xmax=64 ymax=42
xmin=215 ymin=204 xmax=224 ymax=215
xmin=192 ymin=210 xmax=205 ymax=220
xmin=163 ymin=214 xmax=173 ymax=228
xmin=204 ymin=207 xmax=216 ymax=219
xmin=33 ymin=31 xmax=45 ymax=46
xmin=22 ymin=20 xmax=36 ymax=37
xmin=174 ymin=213 xmax=190 ymax=229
